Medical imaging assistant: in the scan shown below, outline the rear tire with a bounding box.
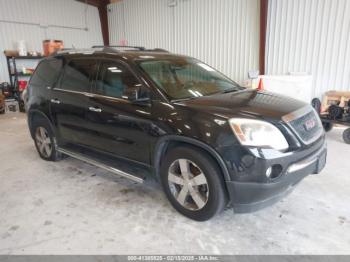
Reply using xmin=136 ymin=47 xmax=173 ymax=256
xmin=160 ymin=146 xmax=227 ymax=221
xmin=32 ymin=118 xmax=62 ymax=161
xmin=343 ymin=128 xmax=350 ymax=144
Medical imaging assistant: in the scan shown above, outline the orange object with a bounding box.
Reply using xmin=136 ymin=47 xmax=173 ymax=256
xmin=43 ymin=40 xmax=64 ymax=56
xmin=257 ymin=78 xmax=264 ymax=91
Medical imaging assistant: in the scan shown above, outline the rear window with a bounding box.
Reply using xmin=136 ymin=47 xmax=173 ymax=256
xmin=30 ymin=58 xmax=63 ymax=87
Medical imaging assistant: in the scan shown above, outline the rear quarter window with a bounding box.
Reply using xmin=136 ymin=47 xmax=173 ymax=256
xmin=30 ymin=58 xmax=63 ymax=88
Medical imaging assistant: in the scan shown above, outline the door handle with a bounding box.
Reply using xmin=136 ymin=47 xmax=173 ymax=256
xmin=50 ymin=98 xmax=61 ymax=104
xmin=88 ymin=107 xmax=102 ymax=113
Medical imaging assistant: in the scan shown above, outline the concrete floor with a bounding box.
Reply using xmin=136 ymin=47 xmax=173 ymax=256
xmin=0 ymin=112 xmax=349 ymax=255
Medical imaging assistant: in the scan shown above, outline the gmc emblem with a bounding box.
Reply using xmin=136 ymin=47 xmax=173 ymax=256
xmin=304 ymin=118 xmax=316 ymax=131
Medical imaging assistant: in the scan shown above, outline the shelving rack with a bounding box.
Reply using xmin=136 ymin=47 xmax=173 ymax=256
xmin=4 ymin=55 xmax=43 ymax=111
xmin=5 ymin=55 xmax=43 ymax=88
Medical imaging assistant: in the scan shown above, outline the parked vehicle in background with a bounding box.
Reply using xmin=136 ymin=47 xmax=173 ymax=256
xmin=316 ymin=91 xmax=350 ymax=144
xmin=26 ymin=46 xmax=327 ymax=221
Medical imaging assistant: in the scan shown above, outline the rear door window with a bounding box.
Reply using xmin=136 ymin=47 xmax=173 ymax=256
xmin=60 ymin=59 xmax=97 ymax=93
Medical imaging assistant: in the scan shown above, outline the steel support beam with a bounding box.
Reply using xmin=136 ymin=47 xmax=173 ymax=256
xmin=259 ymin=0 xmax=268 ymax=75
xmin=98 ymin=0 xmax=110 ymax=45
xmin=76 ymin=0 xmax=110 ymax=45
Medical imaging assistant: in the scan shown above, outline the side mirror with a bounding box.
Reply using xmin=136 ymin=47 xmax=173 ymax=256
xmin=248 ymin=70 xmax=260 ymax=79
xmin=123 ymin=85 xmax=150 ymax=104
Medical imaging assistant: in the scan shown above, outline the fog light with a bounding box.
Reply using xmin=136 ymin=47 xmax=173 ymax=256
xmin=266 ymin=167 xmax=272 ymax=177
xmin=266 ymin=164 xmax=283 ymax=179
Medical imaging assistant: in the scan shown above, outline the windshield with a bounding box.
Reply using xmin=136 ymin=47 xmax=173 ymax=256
xmin=137 ymin=58 xmax=242 ymax=100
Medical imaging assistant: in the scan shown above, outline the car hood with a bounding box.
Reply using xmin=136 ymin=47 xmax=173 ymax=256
xmin=174 ymin=89 xmax=308 ymax=121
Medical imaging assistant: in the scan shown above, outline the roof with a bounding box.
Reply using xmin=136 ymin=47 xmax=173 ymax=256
xmin=53 ymin=46 xmax=187 ymax=61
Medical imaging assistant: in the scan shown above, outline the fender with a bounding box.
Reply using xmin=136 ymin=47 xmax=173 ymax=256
xmin=153 ymin=135 xmax=232 ymax=182
xmin=27 ymin=109 xmax=56 ymax=139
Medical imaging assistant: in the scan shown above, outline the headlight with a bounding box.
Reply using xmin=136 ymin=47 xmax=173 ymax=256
xmin=229 ymin=118 xmax=289 ymax=151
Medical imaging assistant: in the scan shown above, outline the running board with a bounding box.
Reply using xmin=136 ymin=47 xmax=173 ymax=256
xmin=57 ymin=147 xmax=145 ymax=183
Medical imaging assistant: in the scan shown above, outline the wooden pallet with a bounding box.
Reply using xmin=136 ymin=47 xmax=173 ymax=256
xmin=322 ymin=90 xmax=350 ymax=111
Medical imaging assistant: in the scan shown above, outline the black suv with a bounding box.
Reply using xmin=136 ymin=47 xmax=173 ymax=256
xmin=27 ymin=46 xmax=327 ymax=221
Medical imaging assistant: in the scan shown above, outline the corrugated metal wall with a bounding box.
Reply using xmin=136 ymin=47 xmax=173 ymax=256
xmin=0 ymin=0 xmax=103 ymax=83
xmin=108 ymin=0 xmax=260 ymax=85
xmin=266 ymin=0 xmax=350 ymax=98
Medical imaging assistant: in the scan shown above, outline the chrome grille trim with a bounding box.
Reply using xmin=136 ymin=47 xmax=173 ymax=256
xmin=287 ymin=156 xmax=318 ymax=173
xmin=282 ymin=105 xmax=311 ymax=123
xmin=282 ymin=105 xmax=324 ymax=145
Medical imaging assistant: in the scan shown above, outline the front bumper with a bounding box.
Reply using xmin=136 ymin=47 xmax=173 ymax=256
xmin=225 ymin=139 xmax=327 ymax=213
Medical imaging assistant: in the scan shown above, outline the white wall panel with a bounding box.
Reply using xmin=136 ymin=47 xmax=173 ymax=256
xmin=108 ymin=2 xmax=126 ymax=46
xmin=266 ymin=0 xmax=350 ymax=98
xmin=108 ymin=0 xmax=174 ymax=50
xmin=0 ymin=0 xmax=103 ymax=82
xmin=108 ymin=0 xmax=260 ymax=85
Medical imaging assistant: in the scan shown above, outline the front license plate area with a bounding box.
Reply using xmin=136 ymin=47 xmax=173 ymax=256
xmin=316 ymin=152 xmax=327 ymax=173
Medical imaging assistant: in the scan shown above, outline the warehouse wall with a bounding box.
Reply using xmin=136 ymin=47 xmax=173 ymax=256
xmin=108 ymin=0 xmax=260 ymax=85
xmin=266 ymin=0 xmax=350 ymax=98
xmin=0 ymin=0 xmax=103 ymax=83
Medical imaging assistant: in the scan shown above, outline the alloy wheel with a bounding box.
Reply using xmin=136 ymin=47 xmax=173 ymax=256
xmin=35 ymin=127 xmax=52 ymax=158
xmin=168 ymin=159 xmax=209 ymax=211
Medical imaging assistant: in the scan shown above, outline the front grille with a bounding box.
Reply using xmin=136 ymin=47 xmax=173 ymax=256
xmin=284 ymin=107 xmax=323 ymax=145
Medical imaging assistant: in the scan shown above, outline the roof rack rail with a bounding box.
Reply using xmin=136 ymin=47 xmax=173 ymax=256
xmin=146 ymin=48 xmax=170 ymax=53
xmin=91 ymin=45 xmax=146 ymax=50
xmin=91 ymin=46 xmax=170 ymax=53
xmin=55 ymin=48 xmax=103 ymax=55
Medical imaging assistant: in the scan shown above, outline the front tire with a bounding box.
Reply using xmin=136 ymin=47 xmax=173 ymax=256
xmin=160 ymin=146 xmax=227 ymax=221
xmin=32 ymin=118 xmax=61 ymax=161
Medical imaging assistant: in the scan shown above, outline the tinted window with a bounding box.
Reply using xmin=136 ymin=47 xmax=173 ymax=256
xmin=60 ymin=59 xmax=96 ymax=92
xmin=30 ymin=58 xmax=62 ymax=87
xmin=94 ymin=62 xmax=140 ymax=98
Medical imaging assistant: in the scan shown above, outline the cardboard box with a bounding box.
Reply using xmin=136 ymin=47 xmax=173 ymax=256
xmin=322 ymin=90 xmax=350 ymax=111
xmin=43 ymin=40 xmax=64 ymax=56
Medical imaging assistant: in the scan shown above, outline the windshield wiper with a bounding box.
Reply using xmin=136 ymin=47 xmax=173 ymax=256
xmin=171 ymin=97 xmax=199 ymax=102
